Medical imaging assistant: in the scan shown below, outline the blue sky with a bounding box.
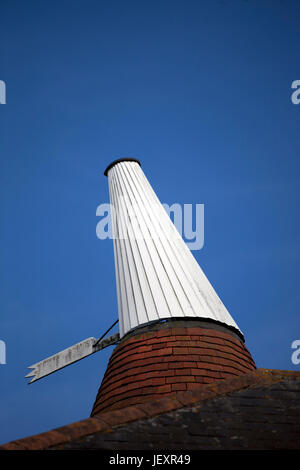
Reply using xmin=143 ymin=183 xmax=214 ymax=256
xmin=0 ymin=0 xmax=300 ymax=445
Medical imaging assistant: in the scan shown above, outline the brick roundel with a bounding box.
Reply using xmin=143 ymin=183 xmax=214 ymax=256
xmin=91 ymin=322 xmax=256 ymax=416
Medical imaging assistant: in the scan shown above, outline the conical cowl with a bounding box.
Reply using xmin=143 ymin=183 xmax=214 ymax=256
xmin=105 ymin=158 xmax=241 ymax=339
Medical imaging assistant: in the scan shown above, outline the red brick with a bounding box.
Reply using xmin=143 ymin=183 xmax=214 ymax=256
xmin=151 ymin=377 xmax=166 ymax=386
xmin=167 ymin=340 xmax=191 ymax=347
xmin=194 ymin=376 xmax=206 ymax=383
xmin=144 ymin=336 xmax=176 ymax=345
xmin=197 ymin=370 xmax=222 ymax=379
xmin=196 ymin=361 xmax=220 ymax=370
xmin=108 ymin=353 xmax=163 ymax=372
xmin=174 ymin=335 xmax=191 ymax=341
xmin=161 ymin=355 xmax=194 ymax=363
xmin=100 ymin=382 xmax=174 ymax=408
xmin=155 ymin=384 xmax=172 ymax=393
xmin=173 ymin=347 xmax=190 ymax=355
xmin=156 ymin=329 xmax=174 ymax=338
xmin=222 ymin=366 xmax=240 ymax=375
xmin=152 ymin=343 xmax=167 ymax=350
xmin=169 ymin=361 xmax=197 ymax=369
xmin=175 ymin=368 xmax=192 ymax=376
xmin=144 ymin=347 xmax=173 ymax=358
xmin=203 ymin=377 xmax=219 ymax=384
xmin=166 ymin=376 xmax=195 ymax=384
xmin=171 ymin=383 xmax=187 ymax=391
xmin=171 ymin=327 xmax=187 ymax=336
xmin=102 ymin=362 xmax=169 ymax=386
xmin=138 ymin=356 xmax=166 ymax=366
xmin=185 ymin=327 xmax=205 ymax=336
xmin=189 ymin=347 xmax=214 ymax=356
xmin=98 ymin=395 xmax=155 ymax=413
xmin=101 ymin=398 xmax=139 ymax=412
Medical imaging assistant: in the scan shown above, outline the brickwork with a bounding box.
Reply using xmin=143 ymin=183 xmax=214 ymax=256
xmin=91 ymin=322 xmax=256 ymax=415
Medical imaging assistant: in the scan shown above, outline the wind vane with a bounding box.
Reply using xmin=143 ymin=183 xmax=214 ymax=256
xmin=26 ymin=319 xmax=119 ymax=384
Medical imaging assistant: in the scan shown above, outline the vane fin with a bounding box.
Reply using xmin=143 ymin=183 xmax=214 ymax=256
xmin=26 ymin=333 xmax=120 ymax=383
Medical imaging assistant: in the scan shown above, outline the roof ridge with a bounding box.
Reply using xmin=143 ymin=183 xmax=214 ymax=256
xmin=1 ymin=368 xmax=299 ymax=450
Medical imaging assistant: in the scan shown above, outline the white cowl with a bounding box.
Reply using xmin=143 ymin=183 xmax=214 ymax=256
xmin=105 ymin=159 xmax=242 ymax=339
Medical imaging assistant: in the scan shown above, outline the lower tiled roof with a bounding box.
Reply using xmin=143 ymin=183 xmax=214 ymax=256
xmin=1 ymin=369 xmax=300 ymax=450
